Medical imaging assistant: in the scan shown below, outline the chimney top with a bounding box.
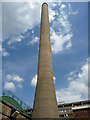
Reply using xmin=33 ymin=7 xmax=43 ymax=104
xmin=42 ymin=2 xmax=48 ymax=6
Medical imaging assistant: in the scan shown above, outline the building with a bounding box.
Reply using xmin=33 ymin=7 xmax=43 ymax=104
xmin=58 ymin=100 xmax=90 ymax=119
xmin=0 ymin=91 xmax=32 ymax=119
xmin=0 ymin=100 xmax=31 ymax=120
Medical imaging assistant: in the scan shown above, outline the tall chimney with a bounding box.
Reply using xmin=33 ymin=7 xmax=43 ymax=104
xmin=32 ymin=3 xmax=59 ymax=118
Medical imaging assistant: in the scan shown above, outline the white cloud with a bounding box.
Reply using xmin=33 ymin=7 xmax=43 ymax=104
xmin=52 ymin=76 xmax=56 ymax=83
xmin=56 ymin=89 xmax=82 ymax=103
xmin=2 ymin=2 xmax=57 ymax=45
xmin=31 ymin=74 xmax=56 ymax=86
xmin=52 ymin=3 xmax=57 ymax=7
xmin=2 ymin=0 xmax=89 ymax=3
xmin=60 ymin=4 xmax=66 ymax=9
xmin=31 ymin=74 xmax=37 ymax=86
xmin=88 ymin=57 xmax=90 ymax=99
xmin=31 ymin=30 xmax=34 ymax=34
xmin=4 ymin=74 xmax=24 ymax=91
xmin=56 ymin=60 xmax=88 ymax=103
xmin=2 ymin=2 xmax=41 ymax=43
xmin=72 ymin=10 xmax=78 ymax=15
xmin=51 ymin=28 xmax=73 ymax=53
xmin=49 ymin=8 xmax=56 ymax=22
xmin=2 ymin=48 xmax=9 ymax=56
xmin=66 ymin=41 xmax=72 ymax=48
xmin=7 ymin=34 xmax=24 ymax=45
xmin=68 ymin=3 xmax=78 ymax=15
xmin=4 ymin=81 xmax=16 ymax=91
xmin=0 ymin=45 xmax=9 ymax=57
xmin=49 ymin=3 xmax=78 ymax=54
xmin=17 ymin=84 xmax=23 ymax=88
xmin=50 ymin=3 xmax=75 ymax=53
xmin=30 ymin=36 xmax=39 ymax=45
xmin=6 ymin=74 xmax=24 ymax=82
xmin=2 ymin=2 xmax=78 ymax=54
xmin=2 ymin=0 xmax=61 ymax=3
xmin=0 ymin=45 xmax=2 ymax=52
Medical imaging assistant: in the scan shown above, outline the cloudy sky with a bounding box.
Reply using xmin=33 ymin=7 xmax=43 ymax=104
xmin=1 ymin=1 xmax=88 ymax=107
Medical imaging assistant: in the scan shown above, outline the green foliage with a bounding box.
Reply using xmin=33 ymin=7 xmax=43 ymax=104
xmin=67 ymin=111 xmax=75 ymax=120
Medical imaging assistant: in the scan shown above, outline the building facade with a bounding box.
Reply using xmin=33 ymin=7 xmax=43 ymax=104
xmin=58 ymin=100 xmax=90 ymax=119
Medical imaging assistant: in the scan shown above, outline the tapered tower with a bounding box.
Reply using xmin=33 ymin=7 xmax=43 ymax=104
xmin=32 ymin=3 xmax=59 ymax=118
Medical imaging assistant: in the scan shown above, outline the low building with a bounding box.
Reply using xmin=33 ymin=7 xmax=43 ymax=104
xmin=0 ymin=100 xmax=32 ymax=120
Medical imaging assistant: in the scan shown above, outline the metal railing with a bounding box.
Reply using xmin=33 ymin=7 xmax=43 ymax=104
xmin=2 ymin=90 xmax=31 ymax=111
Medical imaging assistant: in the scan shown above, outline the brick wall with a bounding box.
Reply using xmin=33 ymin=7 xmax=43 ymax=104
xmin=73 ymin=108 xmax=90 ymax=119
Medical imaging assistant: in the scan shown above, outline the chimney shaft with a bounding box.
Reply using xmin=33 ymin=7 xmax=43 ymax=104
xmin=32 ymin=3 xmax=59 ymax=118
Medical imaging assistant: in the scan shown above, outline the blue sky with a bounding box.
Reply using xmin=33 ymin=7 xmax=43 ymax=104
xmin=1 ymin=2 xmax=88 ymax=107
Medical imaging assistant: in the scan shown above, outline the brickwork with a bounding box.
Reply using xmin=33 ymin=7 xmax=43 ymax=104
xmin=73 ymin=108 xmax=90 ymax=119
xmin=0 ymin=101 xmax=30 ymax=119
